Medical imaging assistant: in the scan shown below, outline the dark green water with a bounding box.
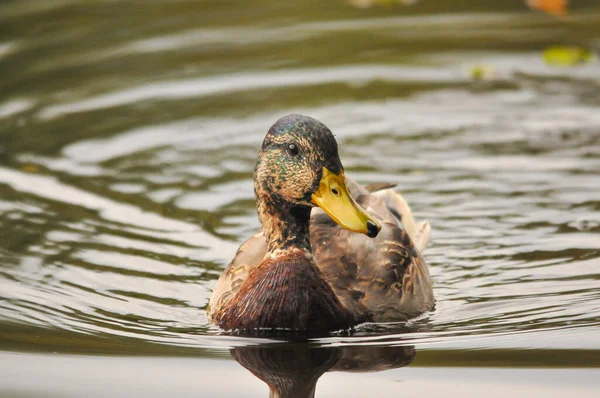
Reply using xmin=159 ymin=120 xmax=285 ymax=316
xmin=1 ymin=0 xmax=600 ymax=396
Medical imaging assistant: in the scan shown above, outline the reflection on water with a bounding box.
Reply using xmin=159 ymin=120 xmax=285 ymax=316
xmin=1 ymin=2 xmax=600 ymax=395
xmin=232 ymin=344 xmax=415 ymax=398
xmin=233 ymin=345 xmax=341 ymax=398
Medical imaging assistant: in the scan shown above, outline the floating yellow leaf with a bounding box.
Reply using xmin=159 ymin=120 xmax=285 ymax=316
xmin=469 ymin=64 xmax=498 ymax=81
xmin=526 ymin=0 xmax=568 ymax=17
xmin=543 ymin=46 xmax=594 ymax=67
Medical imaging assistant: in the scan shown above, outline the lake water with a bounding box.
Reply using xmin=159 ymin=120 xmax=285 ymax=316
xmin=1 ymin=0 xmax=600 ymax=397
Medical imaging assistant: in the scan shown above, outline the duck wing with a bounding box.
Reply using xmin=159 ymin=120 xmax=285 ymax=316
xmin=310 ymin=178 xmax=434 ymax=322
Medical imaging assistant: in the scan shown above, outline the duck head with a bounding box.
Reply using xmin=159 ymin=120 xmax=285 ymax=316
xmin=254 ymin=114 xmax=380 ymax=251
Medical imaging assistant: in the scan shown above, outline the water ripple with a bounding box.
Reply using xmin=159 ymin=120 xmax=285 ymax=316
xmin=1 ymin=0 xmax=600 ymax=356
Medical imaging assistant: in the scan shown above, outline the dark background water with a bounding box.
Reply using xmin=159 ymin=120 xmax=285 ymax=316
xmin=1 ymin=1 xmax=600 ymax=397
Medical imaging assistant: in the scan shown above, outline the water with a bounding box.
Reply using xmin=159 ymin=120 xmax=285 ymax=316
xmin=1 ymin=0 xmax=600 ymax=396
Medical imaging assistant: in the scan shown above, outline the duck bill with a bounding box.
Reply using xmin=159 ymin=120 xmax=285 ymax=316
xmin=311 ymin=167 xmax=381 ymax=238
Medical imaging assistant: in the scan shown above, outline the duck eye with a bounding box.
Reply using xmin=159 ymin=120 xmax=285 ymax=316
xmin=287 ymin=143 xmax=299 ymax=157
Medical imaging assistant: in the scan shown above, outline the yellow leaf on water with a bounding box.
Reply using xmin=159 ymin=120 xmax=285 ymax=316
xmin=469 ymin=64 xmax=498 ymax=81
xmin=543 ymin=46 xmax=594 ymax=67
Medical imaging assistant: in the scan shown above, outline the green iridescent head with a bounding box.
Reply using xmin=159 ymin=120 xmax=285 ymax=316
xmin=255 ymin=114 xmax=380 ymax=240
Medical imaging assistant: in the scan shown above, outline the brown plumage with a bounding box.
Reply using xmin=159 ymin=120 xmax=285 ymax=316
xmin=208 ymin=114 xmax=434 ymax=334
xmin=218 ymin=249 xmax=357 ymax=332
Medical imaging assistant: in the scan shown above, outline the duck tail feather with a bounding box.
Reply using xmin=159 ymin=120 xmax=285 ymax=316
xmin=373 ymin=189 xmax=417 ymax=241
xmin=414 ymin=221 xmax=431 ymax=252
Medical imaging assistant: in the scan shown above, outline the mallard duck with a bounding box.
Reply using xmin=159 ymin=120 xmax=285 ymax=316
xmin=208 ymin=114 xmax=434 ymax=333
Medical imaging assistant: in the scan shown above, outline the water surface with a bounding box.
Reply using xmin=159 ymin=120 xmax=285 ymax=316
xmin=1 ymin=0 xmax=600 ymax=396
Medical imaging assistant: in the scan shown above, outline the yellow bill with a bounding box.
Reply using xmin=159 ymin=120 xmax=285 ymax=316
xmin=311 ymin=167 xmax=381 ymax=238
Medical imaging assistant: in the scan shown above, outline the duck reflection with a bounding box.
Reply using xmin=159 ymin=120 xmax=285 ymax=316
xmin=231 ymin=343 xmax=415 ymax=398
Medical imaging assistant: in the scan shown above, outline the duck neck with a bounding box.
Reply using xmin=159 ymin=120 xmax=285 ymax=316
xmin=257 ymin=193 xmax=312 ymax=253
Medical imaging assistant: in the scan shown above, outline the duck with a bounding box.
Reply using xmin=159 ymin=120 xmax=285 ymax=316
xmin=207 ymin=114 xmax=434 ymax=334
